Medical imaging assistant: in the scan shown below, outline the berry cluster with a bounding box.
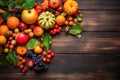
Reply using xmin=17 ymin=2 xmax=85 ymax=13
xmin=49 ymin=24 xmax=62 ymax=35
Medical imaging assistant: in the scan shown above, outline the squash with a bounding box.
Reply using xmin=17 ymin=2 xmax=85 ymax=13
xmin=49 ymin=0 xmax=60 ymax=8
xmin=38 ymin=11 xmax=55 ymax=29
xmin=16 ymin=46 xmax=27 ymax=56
xmin=63 ymin=0 xmax=78 ymax=15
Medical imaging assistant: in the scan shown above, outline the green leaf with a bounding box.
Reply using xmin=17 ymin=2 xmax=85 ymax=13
xmin=17 ymin=0 xmax=25 ymax=5
xmin=69 ymin=23 xmax=83 ymax=35
xmin=41 ymin=33 xmax=52 ymax=50
xmin=0 ymin=54 xmax=7 ymax=66
xmin=21 ymin=0 xmax=35 ymax=9
xmin=25 ymin=38 xmax=38 ymax=50
xmin=8 ymin=1 xmax=16 ymax=9
xmin=76 ymin=16 xmax=82 ymax=21
xmin=6 ymin=52 xmax=19 ymax=66
xmin=1 ymin=12 xmax=11 ymax=20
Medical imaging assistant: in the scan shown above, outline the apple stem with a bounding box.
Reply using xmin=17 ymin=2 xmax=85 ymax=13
xmin=28 ymin=10 xmax=31 ymax=13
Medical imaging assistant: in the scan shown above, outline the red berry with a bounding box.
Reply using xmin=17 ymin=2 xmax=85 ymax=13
xmin=50 ymin=52 xmax=54 ymax=57
xmin=56 ymin=29 xmax=61 ymax=33
xmin=50 ymin=30 xmax=55 ymax=35
xmin=47 ymin=58 xmax=51 ymax=63
xmin=48 ymin=50 xmax=52 ymax=54
xmin=37 ymin=9 xmax=41 ymax=14
xmin=43 ymin=57 xmax=47 ymax=62
xmin=9 ymin=45 xmax=14 ymax=50
xmin=36 ymin=6 xmax=41 ymax=10
xmin=21 ymin=59 xmax=26 ymax=64
xmin=22 ymin=67 xmax=28 ymax=74
xmin=54 ymin=29 xmax=57 ymax=33
xmin=42 ymin=51 xmax=47 ymax=56
xmin=34 ymin=3 xmax=38 ymax=7
xmin=47 ymin=54 xmax=52 ymax=59
xmin=54 ymin=24 xmax=59 ymax=29
xmin=19 ymin=64 xmax=24 ymax=69
xmin=58 ymin=27 xmax=62 ymax=30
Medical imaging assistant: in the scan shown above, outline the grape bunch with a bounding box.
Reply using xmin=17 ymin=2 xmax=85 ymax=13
xmin=32 ymin=54 xmax=48 ymax=72
xmin=26 ymin=50 xmax=48 ymax=72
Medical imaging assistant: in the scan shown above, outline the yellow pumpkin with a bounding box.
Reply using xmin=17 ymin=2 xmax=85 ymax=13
xmin=63 ymin=0 xmax=78 ymax=15
xmin=16 ymin=46 xmax=27 ymax=56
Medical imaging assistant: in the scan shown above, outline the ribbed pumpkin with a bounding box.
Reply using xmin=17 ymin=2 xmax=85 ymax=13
xmin=63 ymin=0 xmax=78 ymax=15
xmin=38 ymin=11 xmax=55 ymax=29
xmin=16 ymin=46 xmax=27 ymax=56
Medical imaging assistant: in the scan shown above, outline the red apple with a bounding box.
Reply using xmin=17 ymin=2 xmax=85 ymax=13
xmin=57 ymin=6 xmax=63 ymax=12
xmin=27 ymin=60 xmax=34 ymax=68
xmin=19 ymin=22 xmax=27 ymax=30
xmin=16 ymin=32 xmax=28 ymax=46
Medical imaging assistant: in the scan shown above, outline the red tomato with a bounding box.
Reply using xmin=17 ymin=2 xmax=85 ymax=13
xmin=49 ymin=0 xmax=60 ymax=8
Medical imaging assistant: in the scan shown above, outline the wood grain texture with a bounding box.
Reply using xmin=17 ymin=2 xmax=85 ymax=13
xmin=82 ymin=11 xmax=120 ymax=31
xmin=0 ymin=0 xmax=120 ymax=80
xmin=0 ymin=54 xmax=120 ymax=80
xmin=51 ymin=32 xmax=120 ymax=54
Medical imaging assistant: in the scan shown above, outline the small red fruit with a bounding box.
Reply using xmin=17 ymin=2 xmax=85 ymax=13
xmin=43 ymin=57 xmax=47 ymax=62
xmin=19 ymin=22 xmax=27 ymax=30
xmin=50 ymin=52 xmax=54 ymax=57
xmin=47 ymin=54 xmax=52 ymax=59
xmin=42 ymin=51 xmax=47 ymax=56
xmin=47 ymin=58 xmax=51 ymax=63
xmin=27 ymin=60 xmax=34 ymax=68
xmin=22 ymin=67 xmax=28 ymax=74
xmin=19 ymin=64 xmax=24 ymax=69
xmin=16 ymin=32 xmax=29 ymax=46
xmin=57 ymin=6 xmax=63 ymax=12
xmin=21 ymin=58 xmax=26 ymax=64
xmin=62 ymin=0 xmax=67 ymax=4
xmin=48 ymin=50 xmax=52 ymax=54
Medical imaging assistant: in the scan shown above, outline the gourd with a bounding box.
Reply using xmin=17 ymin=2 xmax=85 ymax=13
xmin=63 ymin=0 xmax=78 ymax=15
xmin=38 ymin=11 xmax=55 ymax=29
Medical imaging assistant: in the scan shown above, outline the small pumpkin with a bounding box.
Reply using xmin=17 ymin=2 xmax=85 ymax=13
xmin=16 ymin=46 xmax=27 ymax=56
xmin=49 ymin=0 xmax=60 ymax=8
xmin=63 ymin=0 xmax=78 ymax=15
xmin=38 ymin=11 xmax=55 ymax=29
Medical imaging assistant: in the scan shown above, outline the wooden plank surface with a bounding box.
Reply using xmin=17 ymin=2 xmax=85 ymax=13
xmin=51 ymin=32 xmax=120 ymax=54
xmin=0 ymin=54 xmax=120 ymax=80
xmin=0 ymin=0 xmax=120 ymax=80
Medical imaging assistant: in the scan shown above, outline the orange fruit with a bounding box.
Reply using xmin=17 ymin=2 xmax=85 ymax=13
xmin=0 ymin=25 xmax=9 ymax=36
xmin=56 ymin=15 xmax=66 ymax=25
xmin=34 ymin=45 xmax=43 ymax=54
xmin=0 ymin=35 xmax=7 ymax=45
xmin=0 ymin=46 xmax=3 ymax=53
xmin=33 ymin=26 xmax=44 ymax=37
xmin=21 ymin=8 xmax=38 ymax=24
xmin=7 ymin=16 xmax=20 ymax=29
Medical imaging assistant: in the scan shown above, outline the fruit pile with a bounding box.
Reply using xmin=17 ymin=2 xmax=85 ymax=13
xmin=0 ymin=0 xmax=83 ymax=74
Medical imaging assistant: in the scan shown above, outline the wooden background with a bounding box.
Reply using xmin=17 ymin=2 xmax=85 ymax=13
xmin=0 ymin=0 xmax=120 ymax=80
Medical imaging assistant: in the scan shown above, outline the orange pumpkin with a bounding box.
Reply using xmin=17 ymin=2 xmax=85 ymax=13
xmin=49 ymin=0 xmax=60 ymax=8
xmin=63 ymin=0 xmax=78 ymax=15
xmin=16 ymin=46 xmax=27 ymax=56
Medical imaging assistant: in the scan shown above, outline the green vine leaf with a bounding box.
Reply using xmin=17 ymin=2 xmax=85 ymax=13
xmin=69 ymin=23 xmax=83 ymax=35
xmin=21 ymin=0 xmax=35 ymax=9
xmin=8 ymin=1 xmax=16 ymax=9
xmin=25 ymin=38 xmax=38 ymax=50
xmin=41 ymin=33 xmax=52 ymax=51
xmin=6 ymin=52 xmax=19 ymax=66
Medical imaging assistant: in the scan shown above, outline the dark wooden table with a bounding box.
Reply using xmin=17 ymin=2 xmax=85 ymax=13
xmin=0 ymin=0 xmax=120 ymax=80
